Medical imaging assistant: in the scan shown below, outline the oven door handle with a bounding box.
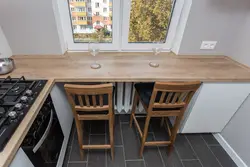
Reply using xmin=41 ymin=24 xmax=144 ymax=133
xmin=32 ymin=109 xmax=53 ymax=153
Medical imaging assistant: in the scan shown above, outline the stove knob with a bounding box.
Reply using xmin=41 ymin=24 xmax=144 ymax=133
xmin=15 ymin=103 xmax=23 ymax=110
xmin=8 ymin=111 xmax=17 ymax=119
xmin=26 ymin=90 xmax=33 ymax=96
xmin=20 ymin=96 xmax=28 ymax=103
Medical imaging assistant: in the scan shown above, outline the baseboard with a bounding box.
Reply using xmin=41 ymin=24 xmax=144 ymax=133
xmin=213 ymin=133 xmax=247 ymax=167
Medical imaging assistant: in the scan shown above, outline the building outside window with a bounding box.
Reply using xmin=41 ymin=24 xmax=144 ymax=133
xmin=78 ymin=16 xmax=84 ymax=20
xmin=65 ymin=0 xmax=182 ymax=50
xmin=76 ymin=7 xmax=85 ymax=12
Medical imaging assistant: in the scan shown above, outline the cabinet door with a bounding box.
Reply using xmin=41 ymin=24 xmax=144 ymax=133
xmin=181 ymin=83 xmax=250 ymax=133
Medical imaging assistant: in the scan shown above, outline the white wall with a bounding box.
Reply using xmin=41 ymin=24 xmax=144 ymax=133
xmin=0 ymin=26 xmax=12 ymax=58
xmin=0 ymin=0 xmax=65 ymax=55
xmin=175 ymin=0 xmax=250 ymax=55
xmin=221 ymin=10 xmax=250 ymax=167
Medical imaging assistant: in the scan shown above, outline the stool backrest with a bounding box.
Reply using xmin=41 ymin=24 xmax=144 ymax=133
xmin=149 ymin=81 xmax=201 ymax=111
xmin=64 ymin=83 xmax=113 ymax=115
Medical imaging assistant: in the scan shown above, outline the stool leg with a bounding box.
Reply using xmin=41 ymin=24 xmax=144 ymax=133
xmin=109 ymin=114 xmax=115 ymax=160
xmin=140 ymin=115 xmax=151 ymax=157
xmin=75 ymin=120 xmax=84 ymax=160
xmin=130 ymin=91 xmax=138 ymax=127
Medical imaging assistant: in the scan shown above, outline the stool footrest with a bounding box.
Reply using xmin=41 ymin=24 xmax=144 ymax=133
xmin=82 ymin=144 xmax=111 ymax=149
xmin=145 ymin=141 xmax=171 ymax=146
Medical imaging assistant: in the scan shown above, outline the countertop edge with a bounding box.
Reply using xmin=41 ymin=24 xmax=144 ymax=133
xmin=0 ymin=79 xmax=55 ymax=167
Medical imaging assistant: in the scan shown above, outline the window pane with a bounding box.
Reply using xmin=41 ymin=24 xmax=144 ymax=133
xmin=128 ymin=0 xmax=175 ymax=43
xmin=68 ymin=0 xmax=113 ymax=43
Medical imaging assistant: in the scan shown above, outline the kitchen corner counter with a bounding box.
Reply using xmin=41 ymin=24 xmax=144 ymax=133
xmin=2 ymin=52 xmax=250 ymax=82
xmin=1 ymin=52 xmax=250 ymax=167
xmin=0 ymin=79 xmax=55 ymax=167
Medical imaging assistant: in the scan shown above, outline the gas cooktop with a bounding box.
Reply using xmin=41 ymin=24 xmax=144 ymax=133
xmin=0 ymin=76 xmax=47 ymax=151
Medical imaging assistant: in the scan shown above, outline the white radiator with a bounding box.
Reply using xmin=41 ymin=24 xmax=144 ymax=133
xmin=114 ymin=82 xmax=144 ymax=113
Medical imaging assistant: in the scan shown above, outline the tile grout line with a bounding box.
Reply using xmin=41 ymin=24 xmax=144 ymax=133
xmin=67 ymin=125 xmax=76 ymax=167
xmin=174 ymin=141 xmax=185 ymax=167
xmin=119 ymin=116 xmax=127 ymax=167
xmin=181 ymin=159 xmax=201 ymax=161
xmin=185 ymin=135 xmax=204 ymax=167
xmin=151 ymin=131 xmax=166 ymax=167
xmin=200 ymin=135 xmax=224 ymax=167
xmin=125 ymin=159 xmax=145 ymax=162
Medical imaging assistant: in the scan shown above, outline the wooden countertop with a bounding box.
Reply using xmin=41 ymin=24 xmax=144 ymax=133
xmin=2 ymin=52 xmax=250 ymax=82
xmin=1 ymin=52 xmax=250 ymax=167
xmin=0 ymin=80 xmax=54 ymax=167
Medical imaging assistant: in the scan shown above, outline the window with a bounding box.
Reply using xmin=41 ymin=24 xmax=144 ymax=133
xmin=78 ymin=16 xmax=84 ymax=20
xmin=72 ymin=17 xmax=76 ymax=21
xmin=80 ymin=25 xmax=87 ymax=29
xmin=71 ymin=7 xmax=75 ymax=11
xmin=95 ymin=3 xmax=99 ymax=8
xmin=63 ymin=0 xmax=183 ymax=50
xmin=76 ymin=7 xmax=85 ymax=12
xmin=87 ymin=0 xmax=91 ymax=2
xmin=76 ymin=0 xmax=84 ymax=1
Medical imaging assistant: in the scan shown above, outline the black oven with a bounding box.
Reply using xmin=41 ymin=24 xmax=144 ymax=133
xmin=21 ymin=95 xmax=64 ymax=167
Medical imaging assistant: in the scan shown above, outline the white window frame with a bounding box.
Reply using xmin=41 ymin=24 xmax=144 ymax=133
xmin=58 ymin=0 xmax=184 ymax=51
xmin=121 ymin=0 xmax=184 ymax=51
xmin=60 ymin=0 xmax=120 ymax=51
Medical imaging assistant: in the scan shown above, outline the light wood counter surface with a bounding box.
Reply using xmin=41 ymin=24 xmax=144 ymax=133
xmin=1 ymin=52 xmax=250 ymax=167
xmin=2 ymin=52 xmax=250 ymax=82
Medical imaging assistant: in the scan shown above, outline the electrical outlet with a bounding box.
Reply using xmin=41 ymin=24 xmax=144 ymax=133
xmin=200 ymin=41 xmax=217 ymax=50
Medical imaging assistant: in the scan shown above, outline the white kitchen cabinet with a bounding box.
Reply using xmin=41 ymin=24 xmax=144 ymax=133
xmin=10 ymin=148 xmax=34 ymax=167
xmin=180 ymin=83 xmax=250 ymax=133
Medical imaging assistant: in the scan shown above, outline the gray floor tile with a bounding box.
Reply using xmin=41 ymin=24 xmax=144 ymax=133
xmin=174 ymin=134 xmax=197 ymax=160
xmin=210 ymin=146 xmax=237 ymax=167
xmin=136 ymin=117 xmax=153 ymax=133
xmin=107 ymin=147 xmax=125 ymax=167
xmin=68 ymin=162 xmax=87 ymax=167
xmin=126 ymin=160 xmax=145 ymax=167
xmin=159 ymin=147 xmax=183 ymax=167
xmin=69 ymin=128 xmax=89 ymax=162
xmin=88 ymin=134 xmax=107 ymax=167
xmin=143 ymin=134 xmax=164 ymax=167
xmin=68 ymin=125 xmax=75 ymax=147
xmin=120 ymin=114 xmax=130 ymax=123
xmin=186 ymin=134 xmax=221 ymax=167
xmin=121 ymin=123 xmax=142 ymax=160
xmin=150 ymin=118 xmax=169 ymax=141
xmin=182 ymin=160 xmax=202 ymax=167
xmin=90 ymin=120 xmax=107 ymax=134
xmin=201 ymin=134 xmax=220 ymax=145
xmin=63 ymin=147 xmax=71 ymax=167
xmin=107 ymin=116 xmax=123 ymax=146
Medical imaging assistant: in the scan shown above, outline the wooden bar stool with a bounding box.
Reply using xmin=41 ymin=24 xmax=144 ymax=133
xmin=64 ymin=83 xmax=115 ymax=160
xmin=130 ymin=81 xmax=201 ymax=156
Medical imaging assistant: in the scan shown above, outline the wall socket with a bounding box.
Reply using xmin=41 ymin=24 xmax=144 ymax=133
xmin=200 ymin=41 xmax=217 ymax=50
